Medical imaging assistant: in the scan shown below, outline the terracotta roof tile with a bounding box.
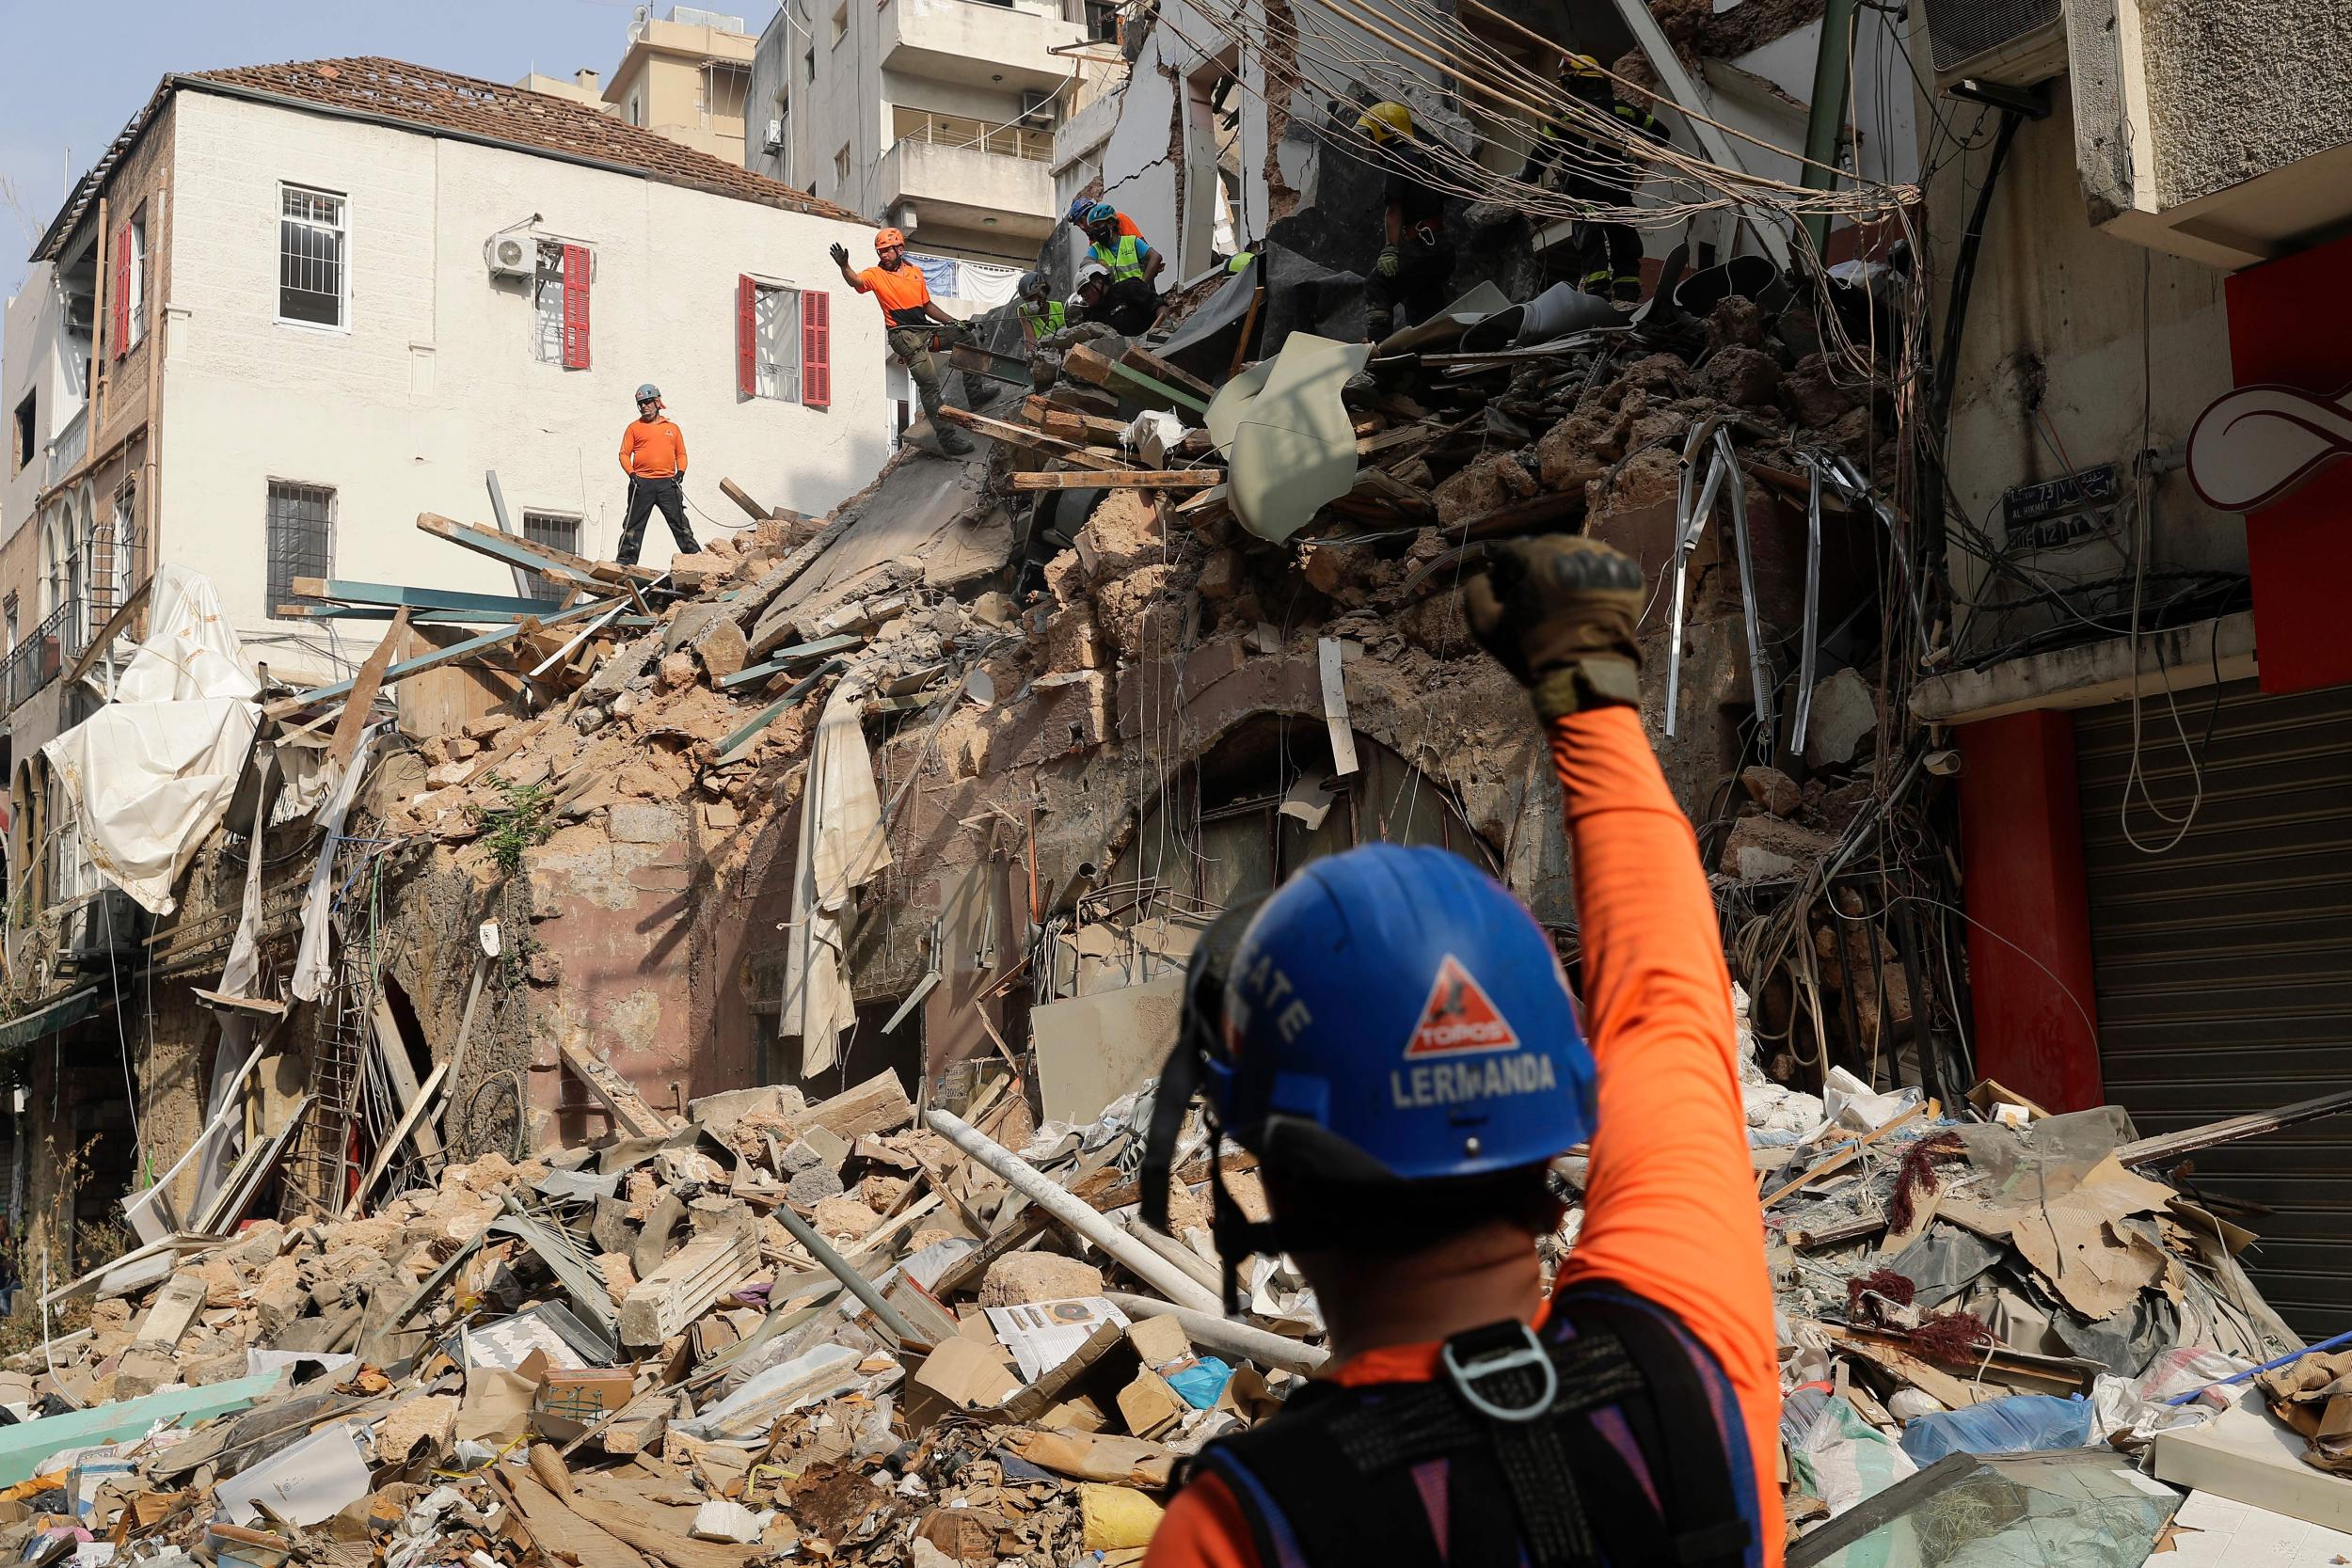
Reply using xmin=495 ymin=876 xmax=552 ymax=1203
xmin=179 ymin=56 xmax=861 ymax=224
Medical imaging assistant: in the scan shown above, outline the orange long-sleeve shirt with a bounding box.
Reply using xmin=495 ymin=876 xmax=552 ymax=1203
xmin=619 ymin=418 xmax=687 ymax=478
xmin=1146 ymin=705 xmax=1783 ymax=1568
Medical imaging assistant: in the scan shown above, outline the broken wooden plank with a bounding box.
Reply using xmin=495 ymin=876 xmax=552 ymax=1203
xmin=619 ymin=1231 xmax=757 ymax=1348
xmin=2115 ymin=1087 xmax=2352 ymax=1170
xmin=792 ymin=1069 xmax=916 ymax=1141
xmin=1788 ymin=1213 xmax=1885 ymax=1250
xmin=419 ymin=512 xmax=659 ymax=587
xmin=934 ymin=406 xmax=1129 ymax=472
xmin=1022 ymin=397 xmax=1130 ymax=444
xmin=325 ymin=608 xmax=411 ymax=772
xmin=1009 ymin=469 xmax=1221 ymax=491
xmin=341 ymin=1063 xmax=449 ymax=1220
xmin=1119 ymin=343 xmax=1217 ymax=402
xmin=370 ymin=996 xmax=446 ymax=1171
xmin=1318 ymin=638 xmax=1360 ymax=778
xmin=718 ymin=477 xmax=771 ymax=522
xmin=558 ymin=1037 xmax=677 ymax=1140
xmin=63 ymin=575 xmax=156 ymax=689
xmin=1228 ymin=287 xmax=1266 ymax=380
xmin=1061 ymin=342 xmax=1212 ymax=415
xmin=191 ymin=990 xmax=287 ymax=1019
xmin=264 ymin=597 xmax=612 ymax=718
xmin=1760 ymin=1102 xmax=1927 ymax=1209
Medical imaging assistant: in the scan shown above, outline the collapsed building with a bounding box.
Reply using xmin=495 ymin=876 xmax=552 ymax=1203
xmin=0 ymin=0 xmax=2349 ymax=1552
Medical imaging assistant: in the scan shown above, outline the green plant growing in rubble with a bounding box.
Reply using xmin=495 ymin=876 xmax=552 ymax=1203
xmin=476 ymin=780 xmax=556 ymax=877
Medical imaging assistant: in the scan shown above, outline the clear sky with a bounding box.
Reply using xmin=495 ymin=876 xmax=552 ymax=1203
xmin=0 ymin=0 xmax=774 ymax=308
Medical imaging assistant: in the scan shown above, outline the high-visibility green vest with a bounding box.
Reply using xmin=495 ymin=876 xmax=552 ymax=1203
xmin=1020 ymin=298 xmax=1068 ymax=334
xmin=1226 ymin=249 xmax=1256 ymax=274
xmin=1091 ymin=234 xmax=1148 ymax=281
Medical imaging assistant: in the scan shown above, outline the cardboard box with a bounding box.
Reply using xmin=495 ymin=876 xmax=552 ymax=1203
xmin=533 ymin=1369 xmax=637 ymax=1439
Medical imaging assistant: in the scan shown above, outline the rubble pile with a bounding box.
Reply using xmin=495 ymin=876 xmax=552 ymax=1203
xmin=4 ymin=1072 xmax=1301 ymax=1568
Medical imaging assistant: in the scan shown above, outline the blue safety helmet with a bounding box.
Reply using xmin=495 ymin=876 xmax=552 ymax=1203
xmin=1066 ymin=194 xmax=1096 ymax=225
xmin=1206 ymin=844 xmax=1594 ymax=1180
xmin=1085 ymin=202 xmax=1120 ymax=228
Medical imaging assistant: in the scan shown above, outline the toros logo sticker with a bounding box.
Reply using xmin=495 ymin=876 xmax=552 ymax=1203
xmin=1404 ymin=955 xmax=1519 ymax=1056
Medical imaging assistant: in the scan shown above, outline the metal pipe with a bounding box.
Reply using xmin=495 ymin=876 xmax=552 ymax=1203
xmin=1663 ymin=418 xmax=1727 ymax=738
xmin=925 ymin=1108 xmax=1225 ymax=1314
xmin=1797 ymin=0 xmax=1860 ymax=261
xmin=1099 ymin=1291 xmax=1329 ymax=1376
xmin=1715 ymin=427 xmax=1775 ymax=759
xmin=1789 ymin=459 xmax=1824 ymax=752
xmin=771 ymin=1201 xmax=926 ymax=1346
xmin=1120 ymin=1212 xmax=1222 ymax=1296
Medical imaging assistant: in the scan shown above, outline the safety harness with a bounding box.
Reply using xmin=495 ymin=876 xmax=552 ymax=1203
xmin=1190 ymin=1290 xmax=1756 ymax=1568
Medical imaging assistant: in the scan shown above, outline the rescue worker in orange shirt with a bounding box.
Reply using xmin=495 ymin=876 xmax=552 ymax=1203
xmin=829 ymin=229 xmax=978 ymax=455
xmin=616 ymin=383 xmax=699 ymax=567
xmin=1138 ymin=534 xmax=1781 ymax=1568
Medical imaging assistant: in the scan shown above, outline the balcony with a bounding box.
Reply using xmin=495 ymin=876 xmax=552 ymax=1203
xmin=0 ymin=601 xmax=80 ymax=717
xmin=880 ymin=113 xmax=1058 ymax=241
xmin=879 ymin=0 xmax=1085 ymax=94
xmin=2063 ymin=0 xmax=2352 ymax=267
xmin=44 ymin=405 xmax=86 ymax=487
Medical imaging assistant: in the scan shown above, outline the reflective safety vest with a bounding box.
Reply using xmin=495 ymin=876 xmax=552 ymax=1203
xmin=1020 ymin=298 xmax=1068 ymax=334
xmin=1226 ymin=249 xmax=1257 ymax=274
xmin=1091 ymin=233 xmax=1149 ymax=281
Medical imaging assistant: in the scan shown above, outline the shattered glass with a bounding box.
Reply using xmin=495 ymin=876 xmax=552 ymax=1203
xmin=1789 ymin=1450 xmax=2183 ymax=1568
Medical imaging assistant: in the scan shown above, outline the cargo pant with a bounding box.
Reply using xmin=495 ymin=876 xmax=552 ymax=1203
xmin=888 ymin=326 xmax=950 ymax=419
xmin=618 ymin=474 xmax=697 ymax=566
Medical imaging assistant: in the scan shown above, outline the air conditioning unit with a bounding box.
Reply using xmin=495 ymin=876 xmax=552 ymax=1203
xmin=485 ymin=232 xmax=534 ymax=280
xmin=1019 ymin=89 xmax=1056 ymax=129
xmin=764 ymin=117 xmax=787 ymax=152
xmin=1921 ymin=0 xmax=2069 ymax=93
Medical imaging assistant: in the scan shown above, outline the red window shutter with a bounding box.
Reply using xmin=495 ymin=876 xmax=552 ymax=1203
xmin=111 ymin=226 xmax=131 ymax=357
xmin=802 ymin=290 xmax=831 ymax=408
xmin=561 ymin=245 xmax=592 ymax=369
xmin=739 ymin=276 xmax=757 ymax=399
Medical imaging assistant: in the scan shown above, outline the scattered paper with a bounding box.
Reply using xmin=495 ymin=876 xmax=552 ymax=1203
xmin=987 ymin=1297 xmax=1131 ymax=1383
xmin=214 ymin=1420 xmax=373 ymax=1527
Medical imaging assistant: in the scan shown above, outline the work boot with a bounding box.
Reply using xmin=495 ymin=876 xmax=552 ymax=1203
xmin=937 ymin=429 xmax=977 ymax=456
xmin=966 ymin=381 xmax=999 ymax=408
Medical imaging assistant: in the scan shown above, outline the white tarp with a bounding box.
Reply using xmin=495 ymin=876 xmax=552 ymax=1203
xmin=40 ymin=566 xmax=259 ymax=915
xmin=781 ymin=679 xmax=893 ymax=1076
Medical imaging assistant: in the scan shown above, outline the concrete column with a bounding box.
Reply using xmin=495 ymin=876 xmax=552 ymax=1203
xmin=1953 ymin=709 xmax=2105 ymax=1111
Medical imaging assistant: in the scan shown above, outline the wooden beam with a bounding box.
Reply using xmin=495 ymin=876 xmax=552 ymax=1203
xmin=419 ymin=512 xmax=658 ymax=587
xmin=719 ymin=477 xmax=771 ymax=522
xmin=63 ymin=575 xmax=155 ymax=689
xmin=191 ymin=990 xmax=287 ymax=1019
xmin=325 ymin=608 xmax=410 ymax=771
xmin=934 ymin=406 xmax=1129 ymax=471
xmin=370 ymin=996 xmax=445 ymax=1171
xmin=1021 ymin=397 xmax=1130 ymax=444
xmin=263 ymin=597 xmax=612 ymax=718
xmin=1120 ymin=343 xmax=1216 ymax=402
xmin=618 ymin=1231 xmax=756 ymax=1348
xmin=1061 ymin=343 xmax=1211 ymax=415
xmin=2116 ymin=1087 xmax=2352 ymax=1170
xmin=1228 ymin=287 xmax=1266 ymax=381
xmin=558 ymin=1037 xmax=677 ymax=1139
xmin=1009 ymin=469 xmax=1221 ymax=491
xmin=340 ymin=1063 xmax=449 ymax=1220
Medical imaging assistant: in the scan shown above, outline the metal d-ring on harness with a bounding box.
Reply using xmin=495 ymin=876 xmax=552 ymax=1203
xmin=1664 ymin=420 xmax=1778 ymax=764
xmin=1442 ymin=1322 xmax=1561 ymax=1422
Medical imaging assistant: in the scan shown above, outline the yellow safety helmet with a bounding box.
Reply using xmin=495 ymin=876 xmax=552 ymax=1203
xmin=1561 ymin=52 xmax=1607 ymax=81
xmin=1356 ymin=101 xmax=1414 ymax=144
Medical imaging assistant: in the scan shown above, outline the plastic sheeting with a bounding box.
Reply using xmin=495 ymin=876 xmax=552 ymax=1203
xmin=1788 ymin=1449 xmax=2182 ymax=1568
xmin=40 ymin=566 xmax=260 ymax=914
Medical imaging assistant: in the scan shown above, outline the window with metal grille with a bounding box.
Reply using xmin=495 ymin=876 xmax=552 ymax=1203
xmin=753 ymin=283 xmax=803 ymax=402
xmin=266 ymin=481 xmax=335 ymax=613
xmin=278 ymin=183 xmax=346 ymax=327
xmin=522 ymin=512 xmax=582 ymax=604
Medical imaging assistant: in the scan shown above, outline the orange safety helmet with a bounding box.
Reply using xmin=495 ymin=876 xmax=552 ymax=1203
xmin=874 ymin=227 xmax=907 ymax=252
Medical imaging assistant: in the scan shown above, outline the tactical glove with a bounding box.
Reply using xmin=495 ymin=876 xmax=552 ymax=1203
xmin=829 ymin=243 xmax=850 ymax=268
xmin=1375 ymin=245 xmax=1401 ymax=277
xmin=1461 ymin=536 xmax=1645 ymax=721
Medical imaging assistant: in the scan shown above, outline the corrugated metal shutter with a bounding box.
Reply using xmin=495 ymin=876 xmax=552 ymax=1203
xmin=2074 ymin=678 xmax=2352 ymax=1338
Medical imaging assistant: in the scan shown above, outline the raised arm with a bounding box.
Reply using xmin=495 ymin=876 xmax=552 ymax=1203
xmin=1464 ymin=538 xmax=1780 ymax=1551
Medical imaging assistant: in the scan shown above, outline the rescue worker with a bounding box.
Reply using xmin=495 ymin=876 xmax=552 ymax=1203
xmin=1070 ymin=260 xmax=1155 ymax=337
xmin=1139 ymin=532 xmax=1781 ymax=1567
xmin=1084 ymin=202 xmax=1165 ymax=292
xmin=1356 ymin=101 xmax=1455 ymax=340
xmin=829 ymin=229 xmax=977 ymax=455
xmin=1064 ymin=192 xmax=1143 ymax=243
xmin=1015 ymin=270 xmax=1066 ymax=345
xmin=1520 ymin=53 xmax=1670 ymax=303
xmin=615 ymin=384 xmax=699 ymax=567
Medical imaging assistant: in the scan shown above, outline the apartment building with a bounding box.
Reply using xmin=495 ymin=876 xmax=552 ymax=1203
xmin=0 ymin=55 xmax=895 ymax=926
xmin=605 ymin=8 xmax=761 ymax=165
xmin=744 ymin=0 xmax=1116 ymax=293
